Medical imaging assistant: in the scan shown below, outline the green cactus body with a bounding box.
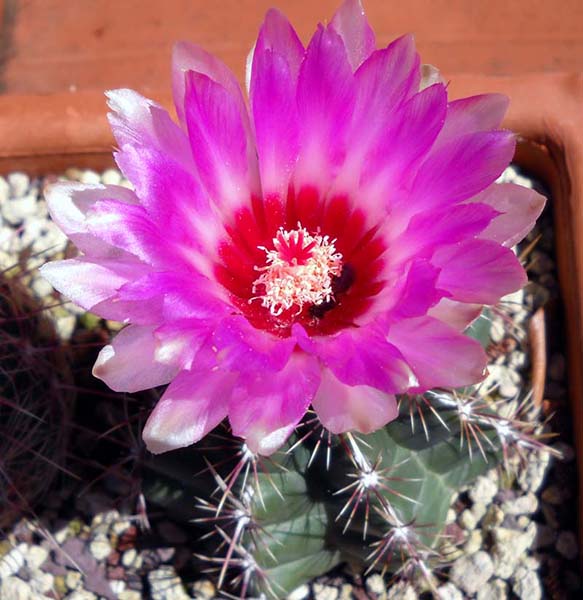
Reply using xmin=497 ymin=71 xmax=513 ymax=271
xmin=139 ymin=308 xmax=553 ymax=597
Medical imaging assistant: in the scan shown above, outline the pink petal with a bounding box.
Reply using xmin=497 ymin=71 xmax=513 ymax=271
xmin=172 ymin=42 xmax=259 ymax=188
xmin=434 ymin=94 xmax=509 ymax=150
xmin=154 ymin=320 xmax=211 ymax=370
xmin=427 ymin=298 xmax=482 ymax=331
xmin=40 ymin=257 xmax=150 ymax=315
xmin=393 ymin=202 xmax=499 ymax=263
xmin=45 ymin=182 xmax=140 ymax=258
xmin=313 ymin=326 xmax=418 ymax=393
xmin=86 ymin=199 xmax=166 ymax=267
xmin=354 ymin=35 xmax=420 ymax=117
xmin=473 ymin=183 xmax=546 ymax=247
xmin=389 ymin=260 xmax=444 ymax=320
xmin=387 ymin=316 xmax=488 ymax=390
xmin=213 ymin=315 xmax=295 ymax=373
xmin=172 ymin=42 xmax=248 ymax=127
xmin=362 ymin=83 xmax=447 ymax=193
xmin=433 ymin=239 xmax=527 ymax=304
xmin=143 ymin=368 xmax=235 ymax=454
xmin=250 ymin=47 xmax=299 ymax=197
xmin=254 ymin=9 xmax=304 ymax=81
xmin=107 ymin=89 xmax=193 ymax=170
xmin=93 ymin=325 xmax=179 ymax=393
xmin=294 ymin=25 xmax=356 ymax=189
xmin=312 ymin=368 xmax=398 ymax=434
xmin=184 ymin=72 xmax=253 ymax=211
xmin=410 ymin=130 xmax=516 ymax=211
xmin=114 ymin=144 xmax=220 ymax=276
xmin=229 ymin=353 xmax=321 ymax=455
xmin=330 ymin=0 xmax=376 ymax=70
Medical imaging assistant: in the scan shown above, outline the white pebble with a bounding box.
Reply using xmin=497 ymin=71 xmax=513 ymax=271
xmin=81 ymin=170 xmax=101 ymax=185
xmin=0 ymin=544 xmax=26 ymax=578
xmin=101 ymin=168 xmax=122 ymax=185
xmin=8 ymin=172 xmax=30 ymax=198
xmin=89 ymin=535 xmax=112 ymax=561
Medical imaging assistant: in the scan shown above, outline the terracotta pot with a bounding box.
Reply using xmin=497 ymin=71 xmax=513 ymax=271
xmin=0 ymin=0 xmax=582 ymax=564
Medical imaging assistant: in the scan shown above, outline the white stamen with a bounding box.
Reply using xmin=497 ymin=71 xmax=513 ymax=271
xmin=251 ymin=224 xmax=343 ymax=316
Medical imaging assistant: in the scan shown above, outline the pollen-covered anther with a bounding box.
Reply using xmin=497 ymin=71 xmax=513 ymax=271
xmin=251 ymin=225 xmax=343 ymax=316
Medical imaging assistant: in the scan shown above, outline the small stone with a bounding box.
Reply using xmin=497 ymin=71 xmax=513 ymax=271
xmin=1 ymin=195 xmax=37 ymax=225
xmin=471 ymin=501 xmax=488 ymax=522
xmin=80 ymin=170 xmax=101 ymax=185
xmin=65 ymin=168 xmax=83 ymax=181
xmin=65 ymin=569 xmax=83 ymax=590
xmin=469 ymin=475 xmax=498 ymax=505
xmin=24 ymin=545 xmax=48 ymax=569
xmin=287 ymin=584 xmax=310 ymax=600
xmin=0 ymin=576 xmax=39 ymax=600
xmin=556 ymin=530 xmax=578 ymax=560
xmin=110 ymin=579 xmax=126 ymax=594
xmin=119 ymin=592 xmax=142 ymax=600
xmin=459 ymin=509 xmax=477 ymax=531
xmin=31 ymin=276 xmax=55 ymax=299
xmin=438 ymin=583 xmax=463 ymax=600
xmin=512 ymin=566 xmax=542 ymax=600
xmin=464 ymin=529 xmax=483 ymax=554
xmin=28 ymin=569 xmax=53 ymax=594
xmin=482 ymin=505 xmax=504 ymax=530
xmin=8 ymin=172 xmax=30 ymax=198
xmin=476 ymin=579 xmax=507 ymax=600
xmin=339 ymin=584 xmax=354 ymax=600
xmin=66 ymin=591 xmax=97 ymax=600
xmin=111 ymin=519 xmax=132 ymax=536
xmin=190 ymin=579 xmax=216 ymax=599
xmin=0 ymin=544 xmax=26 ymax=578
xmin=501 ymin=492 xmax=538 ymax=515
xmin=520 ymin=555 xmax=540 ymax=571
xmin=56 ymin=314 xmax=77 ymax=339
xmin=312 ymin=583 xmax=339 ymax=600
xmin=491 ymin=524 xmax=536 ymax=578
xmin=517 ymin=452 xmax=550 ymax=493
xmin=148 ymin=566 xmax=189 ymax=600
xmin=386 ymin=581 xmax=416 ymax=600
xmin=89 ymin=535 xmax=112 ymax=561
xmin=122 ymin=549 xmax=137 ymax=567
xmin=450 ymin=551 xmax=494 ymax=595
xmin=366 ymin=573 xmax=386 ymax=597
xmin=445 ymin=509 xmax=456 ymax=524
xmin=101 ymin=169 xmax=122 ymax=185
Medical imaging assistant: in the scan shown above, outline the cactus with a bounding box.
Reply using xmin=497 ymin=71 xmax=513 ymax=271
xmin=139 ymin=325 xmax=557 ymax=598
xmin=0 ymin=265 xmax=74 ymax=528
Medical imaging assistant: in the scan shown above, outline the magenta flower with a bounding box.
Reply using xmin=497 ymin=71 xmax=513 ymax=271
xmin=41 ymin=0 xmax=544 ymax=455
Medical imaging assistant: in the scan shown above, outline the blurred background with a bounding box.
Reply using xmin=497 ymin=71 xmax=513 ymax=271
xmin=1 ymin=0 xmax=583 ymax=96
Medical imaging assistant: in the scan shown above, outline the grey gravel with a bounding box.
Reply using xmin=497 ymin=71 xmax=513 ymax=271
xmin=450 ymin=551 xmax=494 ymax=595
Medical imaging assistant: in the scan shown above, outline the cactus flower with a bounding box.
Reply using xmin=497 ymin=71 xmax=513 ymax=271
xmin=41 ymin=0 xmax=544 ymax=455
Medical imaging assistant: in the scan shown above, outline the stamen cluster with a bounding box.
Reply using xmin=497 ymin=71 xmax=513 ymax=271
xmin=252 ymin=225 xmax=343 ymax=316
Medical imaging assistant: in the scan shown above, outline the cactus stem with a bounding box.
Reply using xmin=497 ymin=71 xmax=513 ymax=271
xmin=398 ymin=394 xmax=451 ymax=439
xmin=334 ymin=453 xmax=421 ymax=539
xmin=290 ymin=415 xmax=334 ymax=469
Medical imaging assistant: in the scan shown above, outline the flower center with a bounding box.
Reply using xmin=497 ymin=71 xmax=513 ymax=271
xmin=251 ymin=225 xmax=343 ymax=317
